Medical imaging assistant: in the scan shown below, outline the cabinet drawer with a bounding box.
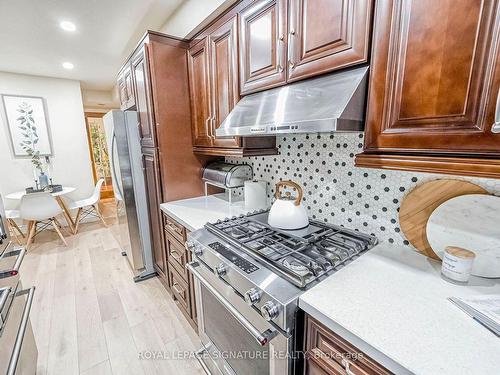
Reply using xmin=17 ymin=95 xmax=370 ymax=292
xmin=164 ymin=215 xmax=186 ymax=243
xmin=305 ymin=316 xmax=392 ymax=375
xmin=167 ymin=267 xmax=191 ymax=314
xmin=166 ymin=237 xmax=189 ymax=281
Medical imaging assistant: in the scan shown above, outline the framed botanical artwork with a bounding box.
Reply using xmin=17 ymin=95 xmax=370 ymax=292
xmin=1 ymin=94 xmax=53 ymax=157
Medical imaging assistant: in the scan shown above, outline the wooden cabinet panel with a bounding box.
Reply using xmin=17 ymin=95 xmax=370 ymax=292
xmin=118 ymin=65 xmax=135 ymax=110
xmin=118 ymin=73 xmax=127 ymax=109
xmin=188 ymin=38 xmax=213 ymax=147
xmin=142 ymin=148 xmax=165 ymax=276
xmin=287 ymin=0 xmax=373 ymax=82
xmin=359 ymin=0 xmax=500 ymax=168
xmin=166 ymin=237 xmax=189 ymax=281
xmin=209 ymin=17 xmax=241 ymax=148
xmin=131 ymin=47 xmax=156 ymax=148
xmin=168 ymin=266 xmax=191 ymax=313
xmin=239 ymin=0 xmax=287 ymax=94
xmin=161 ymin=213 xmax=197 ymax=330
xmin=164 ymin=214 xmax=186 ymax=243
xmin=305 ymin=315 xmax=393 ymax=375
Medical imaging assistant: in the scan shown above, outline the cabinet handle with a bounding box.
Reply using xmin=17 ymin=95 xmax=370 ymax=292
xmin=167 ymin=222 xmax=181 ymax=234
xmin=288 ymin=29 xmax=296 ymax=69
xmin=492 ymin=87 xmax=500 ymax=133
xmin=169 ymin=249 xmax=183 ymax=261
xmin=342 ymin=358 xmax=355 ymax=375
xmin=172 ymin=282 xmax=184 ymax=296
xmin=277 ymin=36 xmax=284 ymax=73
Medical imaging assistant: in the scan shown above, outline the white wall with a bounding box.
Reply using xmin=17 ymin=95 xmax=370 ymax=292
xmin=159 ymin=0 xmax=238 ymax=37
xmin=0 ymin=72 xmax=94 ymax=209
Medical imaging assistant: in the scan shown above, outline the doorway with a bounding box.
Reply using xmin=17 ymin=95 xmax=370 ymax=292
xmin=85 ymin=112 xmax=114 ymax=199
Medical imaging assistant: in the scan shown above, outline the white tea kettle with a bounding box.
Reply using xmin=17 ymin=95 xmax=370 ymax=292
xmin=268 ymin=180 xmax=309 ymax=230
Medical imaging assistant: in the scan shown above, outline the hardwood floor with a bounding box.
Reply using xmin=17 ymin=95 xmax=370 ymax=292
xmin=20 ymin=220 xmax=204 ymax=375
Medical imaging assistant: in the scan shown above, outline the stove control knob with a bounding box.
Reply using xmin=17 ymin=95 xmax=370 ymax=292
xmin=215 ymin=263 xmax=227 ymax=277
xmin=185 ymin=240 xmax=195 ymax=251
xmin=244 ymin=288 xmax=261 ymax=305
xmin=192 ymin=245 xmax=203 ymax=257
xmin=260 ymin=301 xmax=279 ymax=321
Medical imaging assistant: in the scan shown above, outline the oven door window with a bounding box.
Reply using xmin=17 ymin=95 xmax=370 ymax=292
xmin=201 ymin=285 xmax=270 ymax=375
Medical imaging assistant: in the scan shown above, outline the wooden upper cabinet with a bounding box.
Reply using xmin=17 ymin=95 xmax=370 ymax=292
xmin=118 ymin=65 xmax=135 ymax=110
xmin=239 ymin=0 xmax=288 ymax=94
xmin=287 ymin=0 xmax=373 ymax=82
xmin=188 ymin=39 xmax=213 ymax=147
xmin=131 ymin=46 xmax=156 ymax=148
xmin=357 ymin=0 xmax=500 ymax=177
xmin=209 ymin=17 xmax=241 ymax=148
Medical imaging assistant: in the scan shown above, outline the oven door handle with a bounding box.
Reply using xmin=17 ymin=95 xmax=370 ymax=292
xmin=7 ymin=286 xmax=35 ymax=375
xmin=0 ymin=286 xmax=12 ymax=327
xmin=0 ymin=248 xmax=26 ymax=279
xmin=187 ymin=261 xmax=278 ymax=347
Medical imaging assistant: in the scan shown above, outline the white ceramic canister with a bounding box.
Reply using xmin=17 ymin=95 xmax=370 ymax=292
xmin=441 ymin=246 xmax=476 ymax=283
xmin=244 ymin=180 xmax=267 ymax=209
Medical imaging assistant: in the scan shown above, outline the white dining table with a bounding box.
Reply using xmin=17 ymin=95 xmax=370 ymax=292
xmin=5 ymin=186 xmax=77 ymax=230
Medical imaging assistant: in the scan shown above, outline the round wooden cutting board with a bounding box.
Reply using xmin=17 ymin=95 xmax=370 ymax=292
xmin=399 ymin=179 xmax=488 ymax=260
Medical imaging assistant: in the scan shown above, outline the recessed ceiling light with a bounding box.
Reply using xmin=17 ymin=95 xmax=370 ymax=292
xmin=62 ymin=62 xmax=74 ymax=70
xmin=60 ymin=21 xmax=76 ymax=32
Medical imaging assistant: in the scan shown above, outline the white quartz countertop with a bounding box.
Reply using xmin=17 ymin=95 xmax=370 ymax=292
xmin=160 ymin=194 xmax=268 ymax=232
xmin=299 ymin=243 xmax=500 ymax=375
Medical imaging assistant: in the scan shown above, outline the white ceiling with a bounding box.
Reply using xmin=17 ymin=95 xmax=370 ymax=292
xmin=0 ymin=0 xmax=185 ymax=90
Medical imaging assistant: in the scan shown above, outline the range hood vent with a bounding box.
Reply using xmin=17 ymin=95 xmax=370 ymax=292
xmin=216 ymin=66 xmax=369 ymax=137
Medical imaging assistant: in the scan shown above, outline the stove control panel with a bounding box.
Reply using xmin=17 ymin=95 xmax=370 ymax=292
xmin=209 ymin=242 xmax=259 ymax=274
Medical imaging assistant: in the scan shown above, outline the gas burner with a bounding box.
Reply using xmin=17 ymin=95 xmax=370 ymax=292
xmin=282 ymin=257 xmax=309 ymax=274
xmin=205 ymin=211 xmax=378 ymax=288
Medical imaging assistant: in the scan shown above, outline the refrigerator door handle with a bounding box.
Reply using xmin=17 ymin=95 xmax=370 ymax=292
xmin=111 ymin=132 xmax=125 ymax=199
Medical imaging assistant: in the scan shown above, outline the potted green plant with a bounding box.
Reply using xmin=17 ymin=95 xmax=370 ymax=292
xmin=17 ymin=102 xmax=49 ymax=188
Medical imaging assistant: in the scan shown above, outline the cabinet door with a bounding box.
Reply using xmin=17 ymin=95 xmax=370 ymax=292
xmin=143 ymin=148 xmax=165 ymax=276
xmin=287 ymin=0 xmax=373 ymax=82
xmin=209 ymin=17 xmax=241 ymax=148
xmin=117 ymin=72 xmax=128 ymax=110
xmin=124 ymin=67 xmax=135 ymax=109
xmin=305 ymin=315 xmax=393 ymax=375
xmin=363 ymin=0 xmax=500 ymax=157
xmin=188 ymin=39 xmax=213 ymax=147
xmin=132 ymin=47 xmax=156 ymax=148
xmin=239 ymin=0 xmax=287 ymax=94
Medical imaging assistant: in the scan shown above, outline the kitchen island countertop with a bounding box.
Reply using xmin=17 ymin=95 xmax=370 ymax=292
xmin=299 ymin=242 xmax=500 ymax=375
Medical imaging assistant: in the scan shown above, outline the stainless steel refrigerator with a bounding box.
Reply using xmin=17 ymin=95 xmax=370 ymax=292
xmin=103 ymin=110 xmax=155 ymax=282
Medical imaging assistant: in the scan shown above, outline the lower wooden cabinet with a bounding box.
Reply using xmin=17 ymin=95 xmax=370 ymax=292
xmin=304 ymin=315 xmax=392 ymax=375
xmin=161 ymin=212 xmax=197 ymax=331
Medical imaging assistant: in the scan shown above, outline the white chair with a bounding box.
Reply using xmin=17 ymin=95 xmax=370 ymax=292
xmin=5 ymin=209 xmax=24 ymax=245
xmin=20 ymin=192 xmax=68 ymax=248
xmin=67 ymin=179 xmax=107 ymax=234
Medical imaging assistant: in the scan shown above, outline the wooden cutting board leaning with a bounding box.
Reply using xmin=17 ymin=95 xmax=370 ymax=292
xmin=399 ymin=179 xmax=488 ymax=260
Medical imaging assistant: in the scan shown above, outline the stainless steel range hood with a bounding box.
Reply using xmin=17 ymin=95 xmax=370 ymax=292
xmin=217 ymin=66 xmax=369 ymax=137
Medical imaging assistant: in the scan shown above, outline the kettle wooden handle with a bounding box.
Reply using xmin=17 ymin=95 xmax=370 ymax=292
xmin=274 ymin=180 xmax=303 ymax=206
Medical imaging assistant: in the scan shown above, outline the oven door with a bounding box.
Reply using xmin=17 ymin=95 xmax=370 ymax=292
xmin=187 ymin=261 xmax=292 ymax=375
xmin=0 ymin=284 xmax=37 ymax=375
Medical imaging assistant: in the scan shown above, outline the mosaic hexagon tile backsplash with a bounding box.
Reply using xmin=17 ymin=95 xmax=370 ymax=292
xmin=226 ymin=133 xmax=500 ymax=248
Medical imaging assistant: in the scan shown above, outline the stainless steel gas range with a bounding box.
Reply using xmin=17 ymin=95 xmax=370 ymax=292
xmin=0 ymin=196 xmax=37 ymax=375
xmin=186 ymin=211 xmax=377 ymax=375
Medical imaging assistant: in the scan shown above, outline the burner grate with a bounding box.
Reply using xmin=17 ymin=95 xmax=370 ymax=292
xmin=206 ymin=213 xmax=378 ymax=288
